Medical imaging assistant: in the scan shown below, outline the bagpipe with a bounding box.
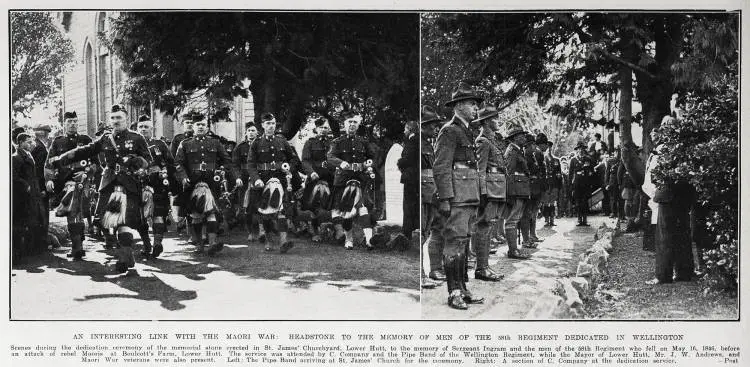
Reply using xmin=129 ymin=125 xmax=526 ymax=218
xmin=54 ymin=159 xmax=97 ymax=218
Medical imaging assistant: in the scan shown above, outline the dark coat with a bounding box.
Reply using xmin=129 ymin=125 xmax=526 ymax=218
xmin=12 ymin=150 xmax=47 ymax=257
xmin=476 ymin=128 xmax=506 ymax=197
xmin=327 ymin=133 xmax=377 ymax=187
xmin=569 ymin=154 xmax=595 ymax=196
xmin=301 ymin=135 xmax=334 ymax=182
xmin=421 ymin=133 xmax=437 ymax=204
xmin=433 ymin=116 xmax=480 ymax=205
xmin=176 ymin=134 xmax=237 ymax=188
xmin=247 ymin=134 xmax=300 ymax=184
xmin=397 ymin=133 xmax=419 ymax=187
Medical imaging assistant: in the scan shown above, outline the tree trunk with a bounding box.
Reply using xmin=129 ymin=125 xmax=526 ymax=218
xmin=618 ymin=45 xmax=645 ymax=186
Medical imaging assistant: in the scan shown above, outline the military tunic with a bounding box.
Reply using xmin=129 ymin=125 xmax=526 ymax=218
xmin=144 ymin=137 xmax=176 ymax=217
xmin=301 ymin=135 xmax=335 ymax=212
xmin=503 ymin=142 xmax=529 ymax=230
xmin=175 ymin=134 xmax=237 ymax=214
xmin=327 ymin=133 xmax=378 ymax=227
xmin=569 ymin=154 xmax=595 ymax=221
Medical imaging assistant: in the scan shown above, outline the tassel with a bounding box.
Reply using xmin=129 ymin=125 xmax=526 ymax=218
xmin=308 ymin=181 xmax=331 ymax=209
xmin=242 ymin=185 xmax=252 ymax=209
xmin=102 ymin=186 xmax=127 ymax=229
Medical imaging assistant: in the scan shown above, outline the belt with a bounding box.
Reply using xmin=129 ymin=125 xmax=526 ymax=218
xmin=453 ymin=162 xmax=475 ymax=170
xmin=487 ymin=167 xmax=503 ymax=173
xmin=421 ymin=168 xmax=433 ymax=176
xmin=343 ymin=163 xmax=367 ymax=172
xmin=256 ymin=161 xmax=289 ymax=171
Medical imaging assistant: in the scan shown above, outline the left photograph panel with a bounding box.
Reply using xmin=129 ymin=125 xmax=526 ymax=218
xmin=9 ymin=11 xmax=421 ymax=320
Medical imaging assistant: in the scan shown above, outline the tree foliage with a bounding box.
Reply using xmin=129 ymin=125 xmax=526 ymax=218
xmin=11 ymin=11 xmax=74 ymax=118
xmin=652 ymin=69 xmax=738 ymax=290
xmin=106 ymin=12 xmax=418 ymax=139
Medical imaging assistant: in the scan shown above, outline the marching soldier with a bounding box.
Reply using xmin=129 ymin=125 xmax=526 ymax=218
xmin=136 ymin=115 xmax=176 ymax=258
xmin=570 ymin=142 xmax=595 ymax=226
xmin=471 ymin=106 xmax=507 ymax=282
xmin=233 ymin=123 xmax=264 ymax=243
xmin=175 ymin=115 xmax=240 ymax=255
xmin=541 ymin=137 xmax=562 ymax=226
xmin=503 ymin=125 xmax=532 ymax=260
xmin=247 ymin=113 xmax=300 ymax=253
xmin=327 ymin=112 xmax=378 ymax=250
xmin=170 ymin=112 xmax=197 ymax=243
xmin=44 ymin=111 xmax=99 ymax=259
xmin=420 ymin=106 xmax=444 ymax=289
xmin=433 ymin=82 xmax=485 ymax=310
xmin=300 ymin=117 xmax=335 ymax=243
xmin=50 ymin=105 xmax=152 ymax=272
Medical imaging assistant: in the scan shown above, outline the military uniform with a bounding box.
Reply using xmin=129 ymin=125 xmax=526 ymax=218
xmin=569 ymin=148 xmax=595 ymax=225
xmin=543 ymin=152 xmax=562 ymax=226
xmin=503 ymin=135 xmax=531 ymax=259
xmin=397 ymin=131 xmax=420 ymax=237
xmin=300 ymin=134 xmax=335 ymax=240
xmin=55 ymin=128 xmax=152 ymax=271
xmin=327 ymin=131 xmax=378 ymax=248
xmin=175 ymin=133 xmax=237 ymax=254
xmin=248 ymin=133 xmax=301 ymax=252
xmin=45 ymin=132 xmax=99 ymax=258
xmin=170 ymin=131 xmax=194 ymax=218
xmin=422 ymin=130 xmax=445 ymax=279
xmin=519 ymin=138 xmax=546 ymax=245
xmin=472 ymin=125 xmax=507 ymax=281
xmin=233 ymin=137 xmax=262 ymax=240
xmin=141 ymin=137 xmax=176 ymax=257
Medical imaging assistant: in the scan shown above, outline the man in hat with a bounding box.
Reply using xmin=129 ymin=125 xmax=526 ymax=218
xmin=327 ymin=111 xmax=378 ymax=250
xmin=503 ymin=125 xmax=532 ymax=260
xmin=44 ymin=111 xmax=99 ymax=259
xmin=433 ymin=82 xmax=486 ymax=310
xmin=420 ymin=106 xmax=444 ymax=289
xmin=32 ymin=123 xmax=53 ymax=246
xmin=519 ymin=132 xmax=546 ymax=247
xmin=233 ymin=123 xmax=264 ymax=243
xmin=50 ymin=105 xmax=152 ymax=272
xmin=541 ymin=137 xmax=562 ymax=226
xmin=137 ymin=115 xmax=176 ymax=258
xmin=569 ymin=141 xmax=595 ymax=226
xmin=175 ymin=115 xmax=240 ymax=255
xmin=471 ymin=106 xmax=507 ymax=282
xmin=12 ymin=132 xmax=46 ymax=262
xmin=248 ymin=112 xmax=300 ymax=253
xmin=397 ymin=120 xmax=420 ymax=242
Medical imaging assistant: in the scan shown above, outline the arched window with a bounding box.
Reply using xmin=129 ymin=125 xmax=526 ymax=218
xmin=84 ymin=42 xmax=97 ymax=136
xmin=97 ymin=12 xmax=112 ymax=126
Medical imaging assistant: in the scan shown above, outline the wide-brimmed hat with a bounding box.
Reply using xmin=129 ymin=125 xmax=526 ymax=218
xmin=535 ymin=133 xmax=549 ymax=145
xmin=504 ymin=125 xmax=526 ymax=140
xmin=421 ymin=106 xmax=443 ymax=125
xmin=473 ymin=106 xmax=499 ymax=124
xmin=444 ymin=82 xmax=484 ymax=107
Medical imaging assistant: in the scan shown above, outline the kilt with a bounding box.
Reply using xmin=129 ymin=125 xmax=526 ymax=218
xmin=146 ymin=173 xmax=173 ymax=218
xmin=186 ymin=180 xmax=222 ymax=215
xmin=95 ymin=185 xmax=144 ymax=229
xmin=301 ymin=177 xmax=333 ymax=212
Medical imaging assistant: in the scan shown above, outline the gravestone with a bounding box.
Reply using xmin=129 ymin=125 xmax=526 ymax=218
xmin=382 ymin=143 xmax=404 ymax=226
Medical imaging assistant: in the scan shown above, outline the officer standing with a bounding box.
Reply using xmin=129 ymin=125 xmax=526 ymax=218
xmin=471 ymin=106 xmax=507 ymax=282
xmin=503 ymin=125 xmax=532 ymax=260
xmin=420 ymin=106 xmax=445 ymax=288
xmin=300 ymin=118 xmax=335 ymax=243
xmin=433 ymin=82 xmax=485 ymax=310
xmin=233 ymin=123 xmax=263 ymax=243
xmin=44 ymin=111 xmax=98 ymax=259
xmin=569 ymin=142 xmax=595 ymax=226
xmin=137 ymin=115 xmax=176 ymax=258
xmin=247 ymin=113 xmax=300 ymax=253
xmin=327 ymin=112 xmax=378 ymax=250
xmin=175 ymin=116 xmax=240 ymax=255
xmin=541 ymin=137 xmax=562 ymax=227
xmin=51 ymin=105 xmax=152 ymax=272
xmin=519 ymin=132 xmax=545 ymax=247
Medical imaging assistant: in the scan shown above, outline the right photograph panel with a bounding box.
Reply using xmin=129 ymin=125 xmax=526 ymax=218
xmin=419 ymin=12 xmax=739 ymax=320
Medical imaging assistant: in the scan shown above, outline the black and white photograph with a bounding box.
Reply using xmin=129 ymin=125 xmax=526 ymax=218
xmin=10 ymin=10 xmax=421 ymax=320
xmin=419 ymin=12 xmax=739 ymax=319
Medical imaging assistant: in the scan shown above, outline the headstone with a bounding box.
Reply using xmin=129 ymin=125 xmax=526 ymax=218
xmin=382 ymin=144 xmax=404 ymax=226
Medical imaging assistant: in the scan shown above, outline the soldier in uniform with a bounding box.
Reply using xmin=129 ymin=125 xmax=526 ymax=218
xmin=471 ymin=106 xmax=507 ymax=282
xmin=605 ymin=149 xmax=622 ymax=219
xmin=233 ymin=123 xmax=264 ymax=243
xmin=569 ymin=142 xmax=595 ymax=226
xmin=327 ymin=111 xmax=378 ymax=250
xmin=519 ymin=132 xmax=545 ymax=247
xmin=51 ymin=105 xmax=152 ymax=272
xmin=503 ymin=125 xmax=532 ymax=260
xmin=397 ymin=120 xmax=420 ymax=241
xmin=170 ymin=112 xmax=197 ymax=243
xmin=433 ymin=82 xmax=485 ymax=310
xmin=420 ymin=106 xmax=444 ymax=288
xmin=44 ymin=111 xmax=99 ymax=259
xmin=300 ymin=117 xmax=335 ymax=243
xmin=136 ymin=115 xmax=176 ymax=258
xmin=248 ymin=113 xmax=300 ymax=253
xmin=540 ymin=134 xmax=562 ymax=227
xmin=175 ymin=116 xmax=241 ymax=255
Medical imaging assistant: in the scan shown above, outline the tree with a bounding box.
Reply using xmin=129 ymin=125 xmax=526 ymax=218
xmin=105 ymin=12 xmax=418 ymax=139
xmin=11 ymin=11 xmax=74 ymax=118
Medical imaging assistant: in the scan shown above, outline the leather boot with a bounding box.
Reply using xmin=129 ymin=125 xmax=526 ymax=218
xmin=139 ymin=225 xmax=152 ymax=257
xmin=458 ymin=253 xmax=484 ymax=304
xmin=519 ymin=217 xmax=532 ymax=247
xmin=474 ymin=229 xmax=503 ymax=281
xmin=66 ymin=223 xmax=86 ymax=260
xmin=427 ymin=232 xmax=445 ymax=280
xmin=444 ymin=254 xmax=467 ymax=310
xmin=151 ymin=222 xmax=165 ymax=258
xmin=115 ymin=232 xmax=136 ymax=273
xmin=506 ymin=228 xmax=530 ymax=259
